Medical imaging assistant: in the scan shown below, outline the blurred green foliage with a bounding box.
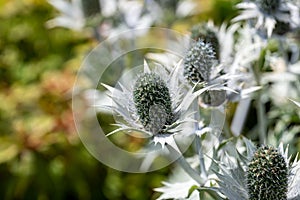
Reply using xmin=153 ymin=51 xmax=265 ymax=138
xmin=0 ymin=1 xmax=167 ymax=199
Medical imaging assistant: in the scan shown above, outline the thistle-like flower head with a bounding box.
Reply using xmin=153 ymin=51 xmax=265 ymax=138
xmin=191 ymin=23 xmax=220 ymax=60
xmin=247 ymin=145 xmax=288 ymax=200
xmin=184 ymin=39 xmax=217 ymax=83
xmin=216 ymin=139 xmax=300 ymax=200
xmin=133 ymin=73 xmax=177 ymax=134
xmin=183 ymin=39 xmax=235 ymax=107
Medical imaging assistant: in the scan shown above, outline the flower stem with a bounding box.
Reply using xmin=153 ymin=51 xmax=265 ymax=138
xmin=252 ymin=48 xmax=267 ymax=144
xmin=167 ymin=144 xmax=205 ymax=186
xmin=192 ymin=100 xmax=208 ymax=180
xmin=257 ymin=93 xmax=266 ymax=144
xmin=196 ymin=135 xmax=208 ymax=179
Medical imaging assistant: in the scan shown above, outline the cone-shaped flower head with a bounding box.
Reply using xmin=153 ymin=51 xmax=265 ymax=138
xmin=191 ymin=24 xmax=220 ymax=60
xmin=217 ymin=139 xmax=300 ymax=200
xmin=183 ymin=39 xmax=230 ymax=107
xmin=247 ymin=145 xmax=288 ymax=200
xmin=133 ymin=73 xmax=176 ymax=134
xmin=184 ymin=39 xmax=217 ymax=83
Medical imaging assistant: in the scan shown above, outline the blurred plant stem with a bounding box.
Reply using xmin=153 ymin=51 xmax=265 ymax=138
xmin=252 ymin=48 xmax=267 ymax=144
xmin=167 ymin=144 xmax=205 ymax=186
xmin=257 ymin=94 xmax=266 ymax=144
xmin=193 ymin=100 xmax=208 ymax=179
xmin=196 ymin=136 xmax=208 ymax=180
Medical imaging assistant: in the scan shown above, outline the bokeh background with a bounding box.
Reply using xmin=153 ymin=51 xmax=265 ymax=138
xmin=0 ymin=0 xmax=299 ymax=199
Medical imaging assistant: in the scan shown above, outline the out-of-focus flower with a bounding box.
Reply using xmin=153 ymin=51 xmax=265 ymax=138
xmin=233 ymin=0 xmax=300 ymax=38
xmin=226 ymin=24 xmax=263 ymax=101
xmin=102 ymin=0 xmax=155 ymax=39
xmin=261 ymin=52 xmax=299 ymax=105
xmin=47 ymin=0 xmax=158 ymax=39
xmin=46 ymin=0 xmax=85 ymax=30
xmin=191 ymin=22 xmax=239 ymax=65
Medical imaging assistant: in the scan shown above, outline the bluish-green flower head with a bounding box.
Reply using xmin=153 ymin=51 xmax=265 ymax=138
xmin=133 ymin=73 xmax=175 ymax=134
xmin=184 ymin=39 xmax=216 ymax=83
xmin=191 ymin=23 xmax=220 ymax=60
xmin=255 ymin=0 xmax=281 ymax=14
xmin=247 ymin=145 xmax=288 ymax=200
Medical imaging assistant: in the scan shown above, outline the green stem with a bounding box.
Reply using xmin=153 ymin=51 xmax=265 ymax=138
xmin=223 ymin=118 xmax=232 ymax=138
xmin=167 ymin=145 xmax=205 ymax=186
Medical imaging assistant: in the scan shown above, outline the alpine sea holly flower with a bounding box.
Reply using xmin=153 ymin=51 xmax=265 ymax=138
xmin=147 ymin=22 xmax=238 ymax=73
xmin=132 ymin=72 xmax=177 ymax=134
xmin=233 ymin=0 xmax=300 ymax=38
xmin=190 ymin=22 xmax=240 ymax=64
xmin=216 ymin=139 xmax=300 ymax=200
xmin=183 ymin=39 xmax=237 ymax=107
xmin=46 ymin=0 xmax=85 ymax=30
xmin=47 ymin=0 xmax=155 ymax=39
xmin=184 ymin=39 xmax=217 ymax=83
xmin=247 ymin=146 xmax=288 ymax=200
xmin=102 ymin=60 xmax=211 ymax=148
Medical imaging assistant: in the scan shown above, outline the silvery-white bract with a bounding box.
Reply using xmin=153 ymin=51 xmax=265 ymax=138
xmin=47 ymin=0 xmax=85 ymax=30
xmin=102 ymin=60 xmax=212 ymax=148
xmin=233 ymin=0 xmax=300 ymax=38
